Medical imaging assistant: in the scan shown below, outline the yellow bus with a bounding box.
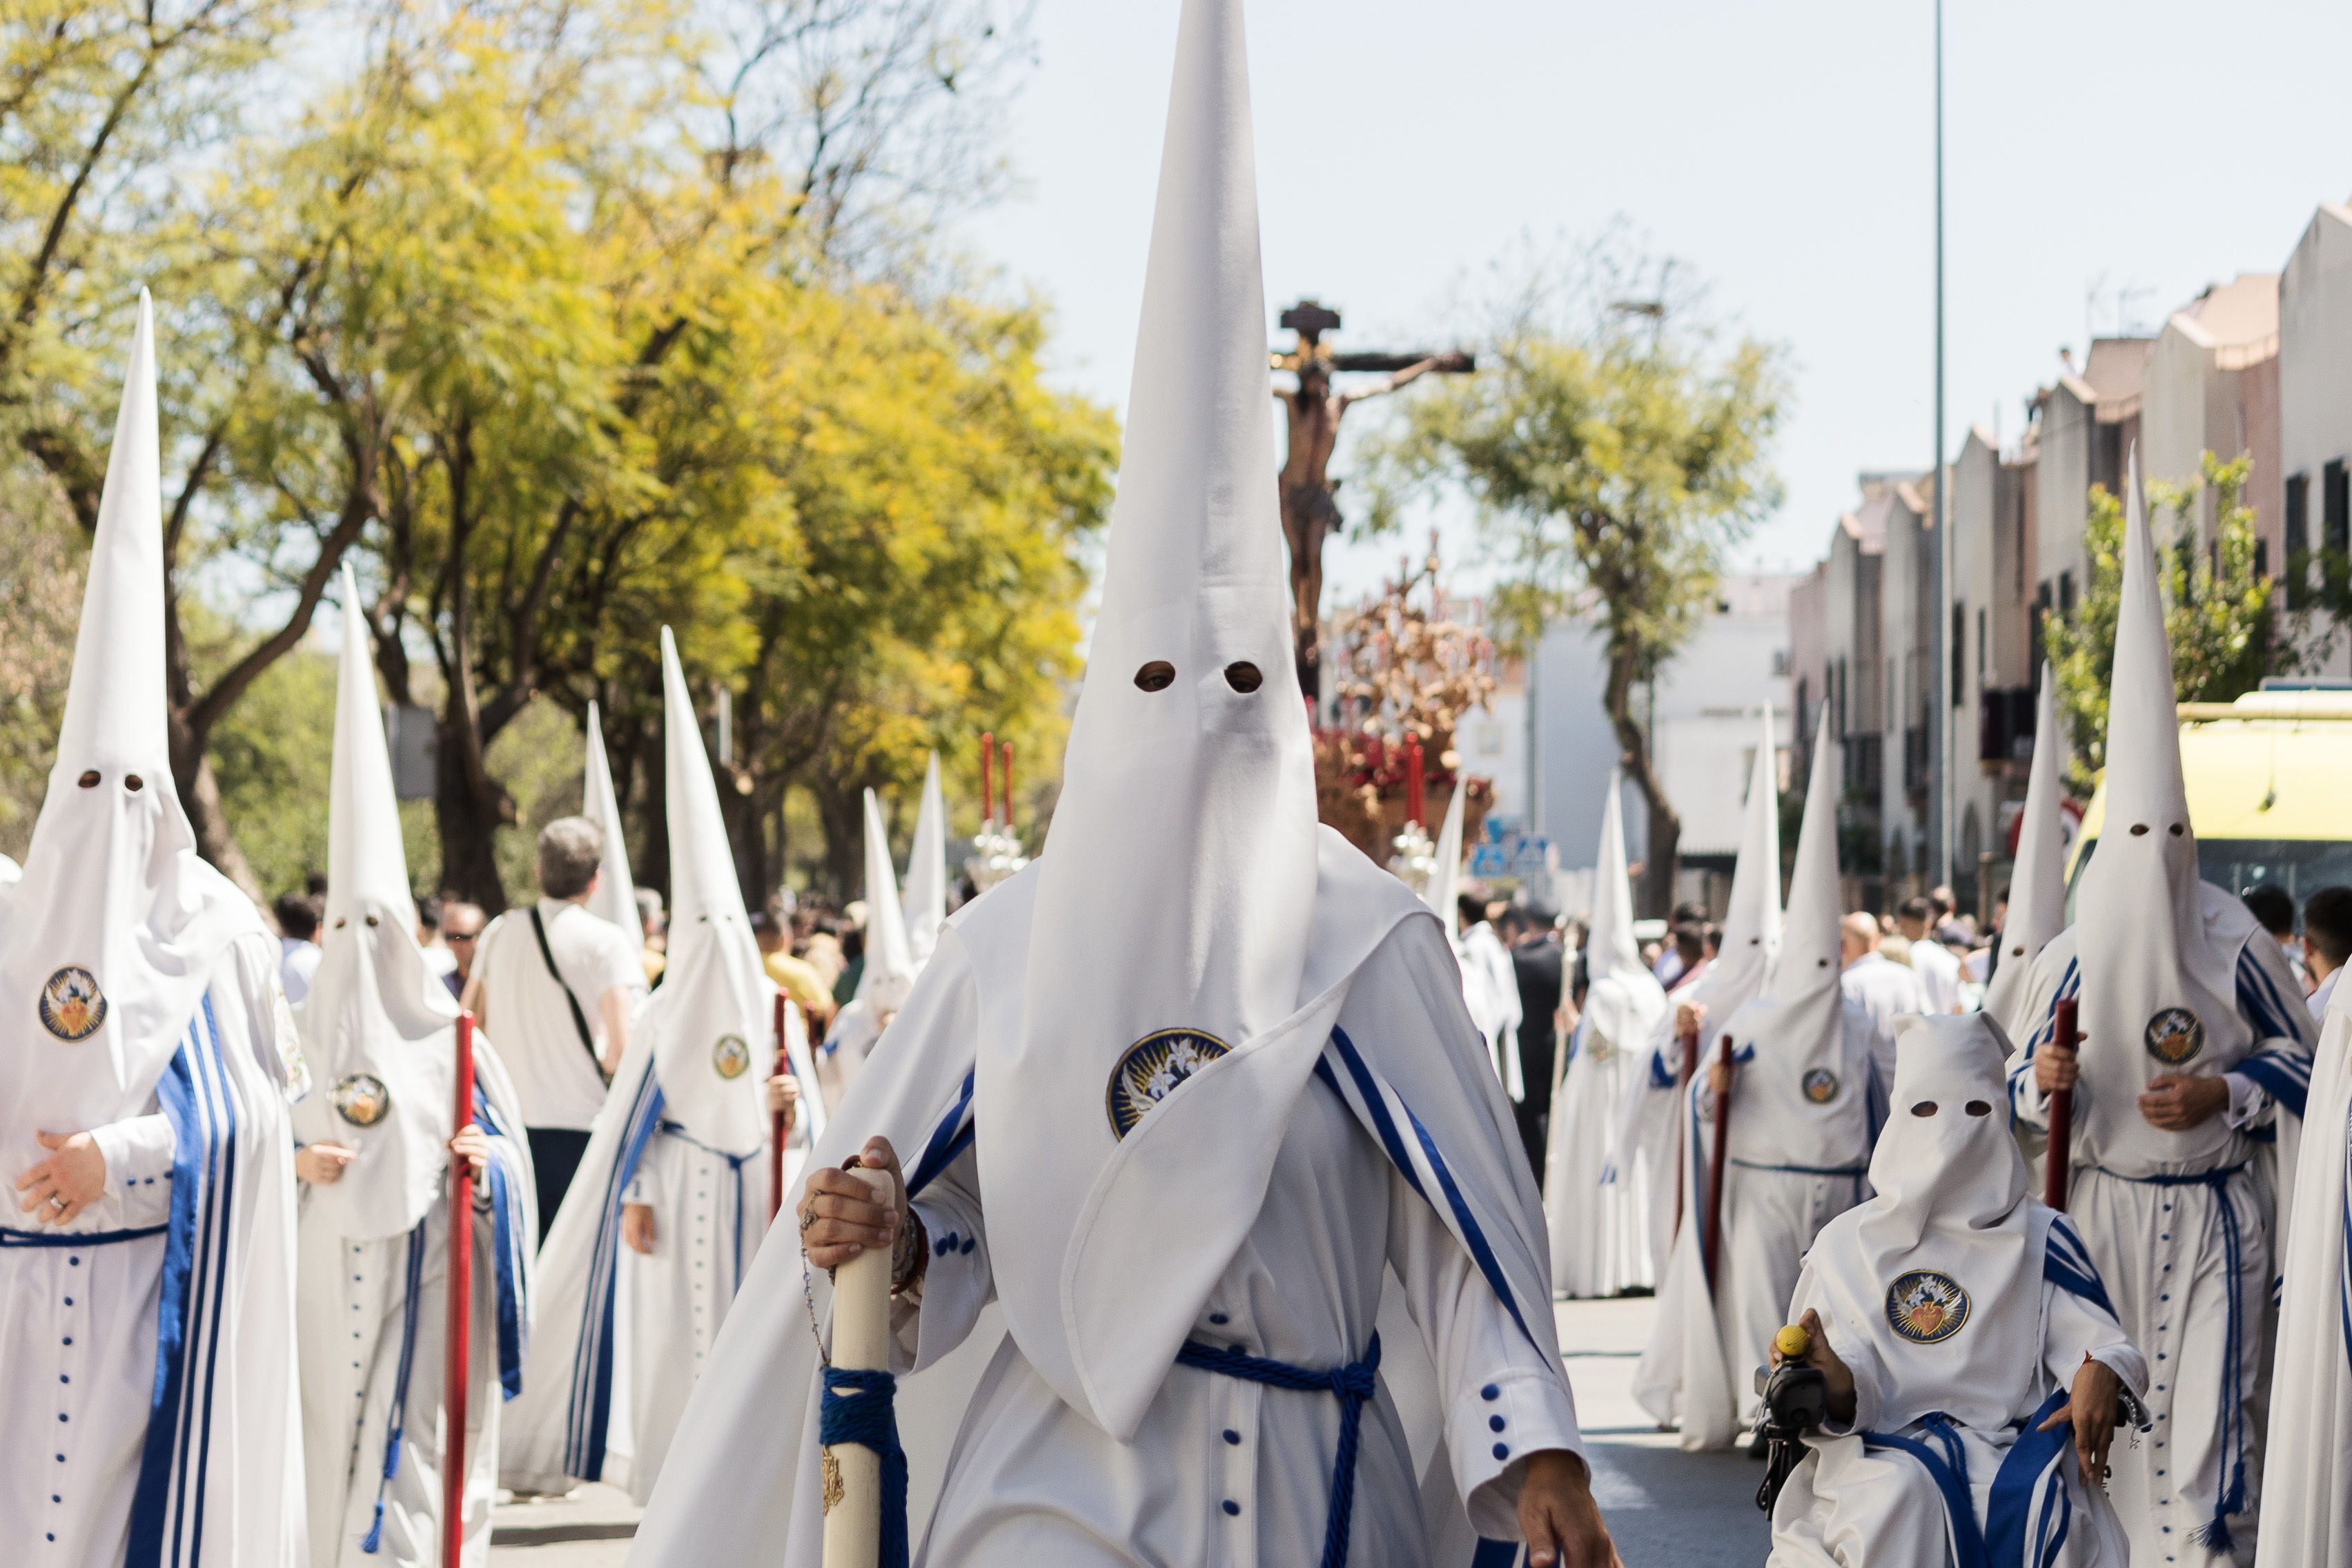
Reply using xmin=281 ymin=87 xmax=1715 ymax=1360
xmin=2068 ymin=685 xmax=2352 ymax=907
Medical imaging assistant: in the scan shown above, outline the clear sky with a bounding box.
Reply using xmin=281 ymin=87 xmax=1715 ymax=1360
xmin=962 ymin=0 xmax=2352 ymax=602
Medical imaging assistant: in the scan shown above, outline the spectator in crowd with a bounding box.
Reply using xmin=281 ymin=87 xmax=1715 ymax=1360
xmin=832 ymin=918 xmax=866 ymax=1007
xmin=634 ymin=885 xmax=668 ymax=984
xmin=440 ymin=899 xmax=487 ymax=999
xmin=1502 ymin=905 xmax=1565 ymax=1182
xmin=754 ymin=905 xmax=834 ymax=1037
xmin=464 ymin=816 xmax=651 ymax=1239
xmin=1894 ymin=894 xmax=1961 ymax=1014
xmin=2302 ymin=884 xmax=2352 ymax=1020
xmin=2242 ymin=882 xmax=2307 ymax=991
xmin=1654 ymin=899 xmax=1709 ymax=986
xmin=1840 ymin=909 xmax=1925 ymax=1100
xmin=416 ymin=892 xmax=458 ymax=984
xmin=275 ymin=890 xmax=324 ymax=1005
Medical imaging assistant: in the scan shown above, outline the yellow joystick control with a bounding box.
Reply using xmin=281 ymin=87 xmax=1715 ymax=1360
xmin=1774 ymin=1324 xmax=1812 ymax=1360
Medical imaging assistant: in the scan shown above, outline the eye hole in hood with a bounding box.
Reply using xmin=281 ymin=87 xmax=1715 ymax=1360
xmin=1222 ymin=661 xmax=1262 ymax=693
xmin=1134 ymin=661 xmax=1175 ymax=692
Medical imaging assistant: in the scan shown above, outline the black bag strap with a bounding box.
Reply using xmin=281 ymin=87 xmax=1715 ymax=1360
xmin=527 ymin=905 xmax=610 ymax=1084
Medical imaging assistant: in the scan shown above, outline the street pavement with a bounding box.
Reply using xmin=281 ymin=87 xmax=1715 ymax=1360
xmin=487 ymin=1295 xmax=1770 ymax=1567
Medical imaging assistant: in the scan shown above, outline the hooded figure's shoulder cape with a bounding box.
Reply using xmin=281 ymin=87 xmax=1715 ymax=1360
xmin=627 ymin=826 xmax=1564 ymax=1566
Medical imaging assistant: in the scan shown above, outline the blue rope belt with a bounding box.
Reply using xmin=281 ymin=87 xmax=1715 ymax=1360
xmin=0 ymin=1222 xmax=168 ymax=1247
xmin=819 ymin=1365 xmax=908 ymax=1568
xmin=362 ymin=1221 xmax=429 ymax=1554
xmin=1175 ymin=1333 xmax=1383 ymax=1568
xmin=2091 ymin=1162 xmax=2251 ymax=1553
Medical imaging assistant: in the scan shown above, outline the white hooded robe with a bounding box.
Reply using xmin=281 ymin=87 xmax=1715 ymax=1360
xmin=0 ymin=296 xmax=307 ymax=1568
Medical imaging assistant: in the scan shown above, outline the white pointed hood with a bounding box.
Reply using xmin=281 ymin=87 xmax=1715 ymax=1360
xmin=1584 ymin=771 xmax=1667 ymax=1050
xmin=645 ymin=629 xmax=772 ymax=1155
xmin=901 ymin=752 xmax=948 ymax=964
xmin=978 ymin=0 xmax=1320 ymax=1438
xmin=1801 ymin=1011 xmax=2043 ymax=1433
xmin=1423 ymin=778 xmax=1467 ymax=932
xmin=1983 ymin=672 xmax=2066 ymax=1037
xmin=1721 ymin=709 xmax=1862 ymax=1166
xmin=581 ymin=700 xmax=641 ymax=939
xmin=2069 ymin=456 xmax=2243 ymax=1155
xmin=0 ymin=294 xmax=261 ymax=1153
xmin=1686 ymin=707 xmax=1782 ymax=1017
xmin=291 ymin=565 xmax=459 ymax=1239
xmin=856 ymin=787 xmax=919 ymax=1012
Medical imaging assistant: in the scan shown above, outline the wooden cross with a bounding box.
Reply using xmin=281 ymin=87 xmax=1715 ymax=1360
xmin=1271 ymin=299 xmax=1474 ymax=707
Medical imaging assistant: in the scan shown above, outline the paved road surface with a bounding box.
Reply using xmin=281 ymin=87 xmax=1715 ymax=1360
xmin=488 ymin=1296 xmax=1770 ymax=1567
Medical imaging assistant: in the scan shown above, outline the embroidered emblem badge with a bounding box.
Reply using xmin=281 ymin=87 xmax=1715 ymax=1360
xmin=712 ymin=1033 xmax=752 ymax=1080
xmin=1105 ymin=1028 xmax=1231 ymax=1139
xmin=333 ymin=1072 xmax=391 ymax=1127
xmin=2144 ymin=1007 xmax=2204 ymax=1066
xmin=1885 ymin=1269 xmax=1971 ymax=1344
xmin=1802 ymin=1068 xmax=1840 ymax=1105
xmin=39 ymin=966 xmax=106 ymax=1042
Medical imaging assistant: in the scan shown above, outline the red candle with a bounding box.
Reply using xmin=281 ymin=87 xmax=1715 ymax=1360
xmin=1000 ymin=741 xmax=1015 ymax=831
xmin=980 ymin=732 xmax=994 ymax=825
xmin=1407 ymin=737 xmax=1425 ymax=827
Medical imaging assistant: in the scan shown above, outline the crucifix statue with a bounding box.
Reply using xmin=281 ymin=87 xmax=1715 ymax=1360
xmin=1272 ymin=298 xmax=1474 ymax=707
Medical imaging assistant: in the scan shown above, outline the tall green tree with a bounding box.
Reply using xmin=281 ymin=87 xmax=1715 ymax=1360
xmin=2045 ymin=453 xmax=2296 ymax=793
xmin=1366 ymin=254 xmax=1787 ymax=914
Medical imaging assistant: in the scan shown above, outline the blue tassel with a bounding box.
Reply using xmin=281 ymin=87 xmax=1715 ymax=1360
xmin=360 ymin=1499 xmax=386 ymax=1555
xmin=819 ymin=1366 xmax=908 ymax=1568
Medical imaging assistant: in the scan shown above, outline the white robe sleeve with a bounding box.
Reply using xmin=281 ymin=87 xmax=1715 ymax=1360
xmin=90 ymin=1111 xmax=176 ymax=1227
xmin=2041 ymin=1277 xmax=2148 ymax=1413
xmin=1388 ymin=1149 xmax=1582 ymax=1537
xmin=894 ymin=1142 xmax=992 ymax=1375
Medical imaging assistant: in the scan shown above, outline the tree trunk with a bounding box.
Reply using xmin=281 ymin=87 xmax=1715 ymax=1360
xmin=432 ymin=703 xmax=514 ymax=912
xmin=1602 ymin=643 xmax=1680 ymax=919
xmin=812 ymin=775 xmax=865 ymax=903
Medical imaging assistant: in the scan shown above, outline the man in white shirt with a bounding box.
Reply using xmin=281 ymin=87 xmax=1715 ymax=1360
xmin=1839 ymin=910 xmax=1925 ymax=1106
xmin=464 ymin=816 xmax=649 ymax=1239
xmin=277 ymin=890 xmax=324 ymax=1003
xmin=1892 ymin=895 xmax=1960 ymax=1013
xmin=2303 ymin=884 xmax=2351 ymax=1022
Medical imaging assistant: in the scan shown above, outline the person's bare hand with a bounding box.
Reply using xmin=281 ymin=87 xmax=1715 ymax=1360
xmin=2035 ymin=1041 xmax=2079 ymax=1095
xmin=767 ymin=1072 xmax=800 ymax=1128
xmin=622 ymin=1202 xmax=657 ymax=1255
xmin=447 ymin=1124 xmax=489 ymax=1177
xmin=1707 ymin=1059 xmax=1736 ymax=1097
xmin=296 ymin=1142 xmax=357 ymax=1186
xmin=17 ymin=1130 xmax=106 ymax=1223
xmin=1676 ymin=1001 xmax=1707 ymax=1039
xmin=1517 ymin=1449 xmax=1621 ymax=1568
xmin=2139 ymin=1073 xmax=2228 ymax=1131
xmin=2040 ymin=1355 xmax=2123 ymax=1482
xmin=1769 ymin=1309 xmax=1856 ymax=1424
xmin=798 ymin=1136 xmax=906 ymax=1270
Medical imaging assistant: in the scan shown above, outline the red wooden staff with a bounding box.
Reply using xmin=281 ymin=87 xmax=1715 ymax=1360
xmin=1672 ymin=1009 xmax=1701 ymax=1242
xmin=2045 ymin=997 xmax=2078 ymax=1211
xmin=769 ymin=990 xmax=790 ymax=1223
xmin=999 ymin=739 xmax=1015 ymax=831
xmin=443 ymin=1009 xmax=477 ymax=1568
xmin=1703 ymin=1032 xmax=1734 ymax=1290
xmin=979 ymin=732 xmax=994 ymax=825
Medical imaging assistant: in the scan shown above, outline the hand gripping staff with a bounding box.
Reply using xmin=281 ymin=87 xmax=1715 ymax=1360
xmin=442 ymin=1010 xmax=477 ymax=1567
xmin=821 ymin=1166 xmax=905 ymax=1568
xmin=2044 ymin=997 xmax=2077 ymax=1211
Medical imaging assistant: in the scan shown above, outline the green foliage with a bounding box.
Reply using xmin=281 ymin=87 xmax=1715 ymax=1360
xmin=199 ymin=617 xmax=335 ymax=900
xmin=2044 ymin=453 xmax=2291 ymax=793
xmin=1360 ymin=249 xmax=1786 ymax=908
xmin=0 ymin=467 xmax=84 ymax=856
